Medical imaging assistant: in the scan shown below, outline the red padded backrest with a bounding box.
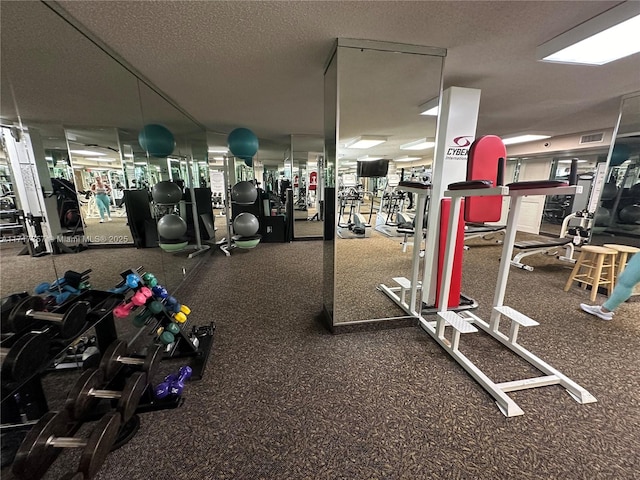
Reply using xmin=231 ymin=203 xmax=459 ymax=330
xmin=464 ymin=135 xmax=506 ymax=223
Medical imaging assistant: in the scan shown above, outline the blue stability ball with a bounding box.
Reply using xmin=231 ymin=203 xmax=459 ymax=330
xmin=157 ymin=214 xmax=187 ymax=240
xmin=233 ymin=212 xmax=260 ymax=237
xmin=227 ymin=128 xmax=259 ymax=161
xmin=139 ymin=124 xmax=175 ymax=158
xmin=610 ymin=144 xmax=631 ymax=166
xmin=231 ymin=181 xmax=258 ymax=204
xmin=152 ymin=181 xmax=183 ymax=205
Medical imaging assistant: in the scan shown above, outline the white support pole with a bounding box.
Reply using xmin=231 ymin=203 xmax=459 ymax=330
xmin=422 ymin=87 xmax=481 ymax=307
xmin=490 ymin=195 xmax=523 ymax=327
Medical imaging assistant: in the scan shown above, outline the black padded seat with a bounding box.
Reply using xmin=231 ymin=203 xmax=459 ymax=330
xmin=507 ymin=180 xmax=568 ymax=190
xmin=514 ymin=238 xmax=572 ymax=249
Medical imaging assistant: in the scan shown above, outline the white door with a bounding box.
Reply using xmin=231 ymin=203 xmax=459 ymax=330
xmin=516 ymin=158 xmax=553 ymax=234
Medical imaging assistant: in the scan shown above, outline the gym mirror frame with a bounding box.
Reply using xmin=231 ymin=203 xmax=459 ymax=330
xmin=0 ymin=1 xmax=210 ymax=298
xmin=322 ymin=38 xmax=446 ymax=331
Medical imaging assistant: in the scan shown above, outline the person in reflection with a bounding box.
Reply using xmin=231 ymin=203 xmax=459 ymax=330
xmin=580 ymin=252 xmax=640 ymax=321
xmin=91 ymin=176 xmax=112 ymax=223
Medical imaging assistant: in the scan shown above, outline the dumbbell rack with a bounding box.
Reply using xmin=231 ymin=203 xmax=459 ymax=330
xmin=123 ymin=269 xmax=215 ymax=381
xmin=1 ymin=290 xmax=122 ymax=466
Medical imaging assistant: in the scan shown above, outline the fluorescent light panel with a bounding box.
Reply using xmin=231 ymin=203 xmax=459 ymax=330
xmin=395 ymin=156 xmax=422 ymax=162
xmin=400 ymin=138 xmax=435 ymax=150
xmin=208 ymin=147 xmax=228 ymax=153
xmin=419 ymin=97 xmax=439 ymax=116
xmin=70 ymin=150 xmax=106 ymax=156
xmin=502 ymin=134 xmax=550 ymax=145
xmin=537 ymin=3 xmax=640 ymax=65
xmin=345 ymin=135 xmax=387 ymax=149
xmin=558 ymin=159 xmax=587 ymax=163
xmin=357 ymin=155 xmax=383 ymax=161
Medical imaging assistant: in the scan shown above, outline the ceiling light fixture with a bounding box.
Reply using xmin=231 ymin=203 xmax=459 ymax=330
xmin=345 ymin=135 xmax=387 ymax=149
xmin=400 ymin=138 xmax=436 ymax=150
xmin=357 ymin=155 xmax=384 ymax=161
xmin=418 ymin=97 xmax=439 ymax=116
xmin=395 ymin=156 xmax=422 ymax=162
xmin=134 ymin=161 xmax=147 ymax=166
xmin=537 ymin=2 xmax=640 ymax=65
xmin=208 ymin=147 xmax=228 ymax=153
xmin=92 ymin=158 xmax=115 ymax=162
xmin=501 ymin=134 xmax=551 ymax=145
xmin=70 ymin=149 xmax=106 ymax=156
xmin=558 ymin=159 xmax=588 ymax=163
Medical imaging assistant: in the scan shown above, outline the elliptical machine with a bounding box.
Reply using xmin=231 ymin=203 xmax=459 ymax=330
xmin=337 ymin=174 xmax=373 ymax=239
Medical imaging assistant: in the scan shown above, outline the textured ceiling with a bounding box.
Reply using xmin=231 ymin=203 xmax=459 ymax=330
xmin=2 ymin=0 xmax=639 ymax=166
xmin=56 ymin=0 xmax=640 ymax=146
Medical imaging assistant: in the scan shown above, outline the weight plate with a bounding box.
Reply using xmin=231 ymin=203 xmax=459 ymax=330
xmin=99 ymin=340 xmax=128 ymax=380
xmin=59 ymin=301 xmax=91 ymax=339
xmin=2 ymin=332 xmax=52 ymax=382
xmin=12 ymin=411 xmax=71 ymax=480
xmin=66 ymin=368 xmax=104 ymax=421
xmin=143 ymin=345 xmax=162 ymax=381
xmin=118 ymin=372 xmax=147 ymax=422
xmin=9 ymin=296 xmax=45 ymax=333
xmin=78 ymin=413 xmax=121 ymax=479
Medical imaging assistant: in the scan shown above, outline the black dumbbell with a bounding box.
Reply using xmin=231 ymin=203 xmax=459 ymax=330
xmin=12 ymin=410 xmax=120 ymax=480
xmin=0 ymin=333 xmax=52 ymax=382
xmin=99 ymin=340 xmax=161 ymax=381
xmin=65 ymin=369 xmax=147 ymax=422
xmin=8 ymin=296 xmax=90 ymax=339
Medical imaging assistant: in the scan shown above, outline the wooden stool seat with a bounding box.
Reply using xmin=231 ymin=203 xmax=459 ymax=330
xmin=564 ymin=245 xmax=618 ymax=301
xmin=604 ymin=244 xmax=640 ymax=294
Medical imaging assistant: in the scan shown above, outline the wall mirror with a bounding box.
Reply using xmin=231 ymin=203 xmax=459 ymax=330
xmin=591 ymin=92 xmax=640 ymax=247
xmin=0 ymin=1 xmax=210 ymax=301
xmin=324 ymin=39 xmax=445 ymax=328
xmin=291 ymin=135 xmax=324 ymax=239
xmin=137 ymin=81 xmax=211 ymax=292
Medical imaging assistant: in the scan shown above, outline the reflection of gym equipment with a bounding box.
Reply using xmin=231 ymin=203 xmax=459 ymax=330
xmin=375 ymin=174 xmax=410 ymax=237
xmin=152 ymin=181 xmax=189 ymax=253
xmin=337 ymin=186 xmax=373 ymax=239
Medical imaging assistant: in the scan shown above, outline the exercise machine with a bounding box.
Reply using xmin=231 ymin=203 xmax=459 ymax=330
xmin=374 ymin=174 xmax=410 ymax=237
xmin=336 ymin=175 xmax=373 ymax=239
xmin=434 ymin=140 xmax=595 ymax=416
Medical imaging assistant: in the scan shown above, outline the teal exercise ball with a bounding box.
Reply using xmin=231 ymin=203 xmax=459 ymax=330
xmin=610 ymin=144 xmax=631 ymax=167
xmin=139 ymin=124 xmax=175 ymax=158
xmin=227 ymin=128 xmax=258 ymax=161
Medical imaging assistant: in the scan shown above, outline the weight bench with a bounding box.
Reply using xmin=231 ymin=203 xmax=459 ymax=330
xmin=511 ymin=237 xmax=575 ymax=271
xmin=464 ymin=223 xmax=505 ymax=248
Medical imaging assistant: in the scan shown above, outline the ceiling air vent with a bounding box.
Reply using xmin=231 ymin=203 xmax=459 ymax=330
xmin=580 ymin=132 xmax=604 ymax=144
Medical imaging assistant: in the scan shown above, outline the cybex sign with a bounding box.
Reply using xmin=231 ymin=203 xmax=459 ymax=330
xmin=446 ymin=136 xmax=474 ymax=159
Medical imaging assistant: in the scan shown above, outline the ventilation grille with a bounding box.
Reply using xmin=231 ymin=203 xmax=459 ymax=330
xmin=580 ymin=132 xmax=604 ymax=144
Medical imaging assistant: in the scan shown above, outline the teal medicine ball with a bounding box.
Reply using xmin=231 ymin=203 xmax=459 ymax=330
xmin=227 ymin=128 xmax=258 ymax=161
xmin=139 ymin=124 xmax=175 ymax=158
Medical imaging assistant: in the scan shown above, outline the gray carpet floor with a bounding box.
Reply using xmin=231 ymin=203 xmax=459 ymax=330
xmin=2 ymin=235 xmax=640 ymax=479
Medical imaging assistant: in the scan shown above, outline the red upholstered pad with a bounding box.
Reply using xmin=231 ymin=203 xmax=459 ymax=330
xmin=448 ymin=180 xmax=493 ymax=190
xmin=507 ymin=180 xmax=568 ymax=190
xmin=465 ymin=135 xmax=506 ymax=223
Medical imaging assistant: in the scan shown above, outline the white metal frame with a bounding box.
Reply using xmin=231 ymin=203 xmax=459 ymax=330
xmin=434 ymin=183 xmax=596 ymax=416
xmin=379 ymin=183 xmax=597 ymax=416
